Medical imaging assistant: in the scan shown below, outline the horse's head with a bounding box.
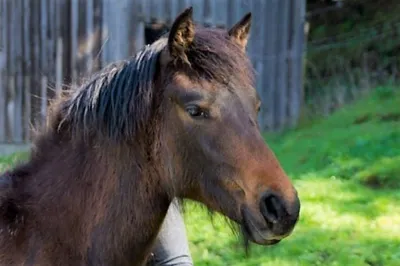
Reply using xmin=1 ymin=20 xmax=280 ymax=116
xmin=158 ymin=7 xmax=300 ymax=246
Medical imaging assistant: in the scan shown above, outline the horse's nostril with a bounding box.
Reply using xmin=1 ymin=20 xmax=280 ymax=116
xmin=260 ymin=192 xmax=284 ymax=225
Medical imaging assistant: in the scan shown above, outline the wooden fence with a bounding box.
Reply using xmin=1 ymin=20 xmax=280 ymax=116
xmin=0 ymin=0 xmax=306 ymax=144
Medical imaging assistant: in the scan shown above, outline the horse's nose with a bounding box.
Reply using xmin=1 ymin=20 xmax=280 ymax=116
xmin=259 ymin=190 xmax=300 ymax=234
xmin=259 ymin=191 xmax=283 ymax=224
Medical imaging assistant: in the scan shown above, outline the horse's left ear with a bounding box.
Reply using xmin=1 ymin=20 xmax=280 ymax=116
xmin=228 ymin=13 xmax=252 ymax=50
xmin=167 ymin=6 xmax=195 ymax=65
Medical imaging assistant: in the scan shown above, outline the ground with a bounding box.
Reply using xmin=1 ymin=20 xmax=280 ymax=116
xmin=0 ymin=87 xmax=399 ymax=266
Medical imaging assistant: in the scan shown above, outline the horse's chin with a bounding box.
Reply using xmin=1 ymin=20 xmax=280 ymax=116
xmin=240 ymin=208 xmax=282 ymax=246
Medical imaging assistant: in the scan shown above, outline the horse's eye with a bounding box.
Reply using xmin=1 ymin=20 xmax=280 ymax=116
xmin=186 ymin=105 xmax=207 ymax=118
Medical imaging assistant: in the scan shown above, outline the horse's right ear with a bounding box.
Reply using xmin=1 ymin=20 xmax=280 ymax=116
xmin=228 ymin=13 xmax=252 ymax=51
xmin=167 ymin=7 xmax=195 ymax=65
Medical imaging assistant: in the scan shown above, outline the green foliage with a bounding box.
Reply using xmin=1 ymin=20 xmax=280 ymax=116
xmin=305 ymin=1 xmax=400 ymax=115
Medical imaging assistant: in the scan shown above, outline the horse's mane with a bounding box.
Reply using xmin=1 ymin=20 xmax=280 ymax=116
xmin=48 ymin=27 xmax=255 ymax=142
xmin=54 ymin=39 xmax=165 ymax=142
xmin=0 ymin=24 xmax=257 ymax=261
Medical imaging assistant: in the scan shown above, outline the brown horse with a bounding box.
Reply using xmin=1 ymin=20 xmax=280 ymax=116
xmin=0 ymin=7 xmax=300 ymax=266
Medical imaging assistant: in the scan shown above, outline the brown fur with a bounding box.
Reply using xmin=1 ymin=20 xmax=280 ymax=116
xmin=0 ymin=7 xmax=300 ymax=266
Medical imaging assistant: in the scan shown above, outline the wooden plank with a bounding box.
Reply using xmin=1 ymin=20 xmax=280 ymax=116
xmin=250 ymin=0 xmax=265 ymax=129
xmin=235 ymin=0 xmax=245 ymax=21
xmin=62 ymin=0 xmax=73 ymax=88
xmin=132 ymin=0 xmax=145 ymax=55
xmin=8 ymin=0 xmax=15 ymax=77
xmin=262 ymin=0 xmax=278 ymax=131
xmin=142 ymin=0 xmax=151 ymax=23
xmin=109 ymin=0 xmax=115 ymax=62
xmin=119 ymin=0 xmax=130 ymax=59
xmin=0 ymin=0 xmax=7 ymax=142
xmin=157 ymin=0 xmax=167 ymax=23
xmin=101 ymin=0 xmax=109 ymax=66
xmin=40 ymin=0 xmax=49 ymax=125
xmin=86 ymin=0 xmax=94 ymax=74
xmin=126 ymin=0 xmax=136 ymax=55
xmin=274 ymin=0 xmax=290 ymax=131
xmin=23 ymin=0 xmax=32 ymax=142
xmin=247 ymin=0 xmax=260 ymax=63
xmin=177 ymin=0 xmax=187 ymax=15
xmin=216 ymin=0 xmax=227 ymax=28
xmin=55 ymin=38 xmax=63 ymax=97
xmin=150 ymin=0 xmax=160 ymax=22
xmin=226 ymin=0 xmax=235 ymax=27
xmin=24 ymin=75 xmax=31 ymax=142
xmin=106 ymin=1 xmax=115 ymax=62
xmin=7 ymin=76 xmax=14 ymax=142
xmin=203 ymin=0 xmax=212 ymax=27
xmin=288 ymin=0 xmax=306 ymax=128
xmin=39 ymin=0 xmax=48 ymax=127
xmin=113 ymin=1 xmax=121 ymax=61
xmin=55 ymin=37 xmax=63 ymax=97
xmin=40 ymin=76 xmax=48 ymax=125
xmin=55 ymin=0 xmax=63 ymax=97
xmin=182 ymin=0 xmax=190 ymax=11
xmin=16 ymin=0 xmax=23 ymax=142
xmin=13 ymin=0 xmax=23 ymax=142
xmin=210 ymin=0 xmax=218 ymax=26
xmin=40 ymin=0 xmax=47 ymax=75
xmin=233 ymin=0 xmax=241 ymax=22
xmin=30 ymin=0 xmax=41 ymax=128
xmin=48 ymin=0 xmax=57 ymax=95
xmin=71 ymin=0 xmax=79 ymax=85
xmin=170 ymin=0 xmax=179 ymax=20
xmin=191 ymin=0 xmax=204 ymax=24
xmin=92 ymin=0 xmax=103 ymax=71
xmin=7 ymin=0 xmax=16 ymax=141
xmin=163 ymin=0 xmax=172 ymax=24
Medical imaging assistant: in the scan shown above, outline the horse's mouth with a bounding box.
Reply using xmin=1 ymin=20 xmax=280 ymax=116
xmin=241 ymin=208 xmax=282 ymax=246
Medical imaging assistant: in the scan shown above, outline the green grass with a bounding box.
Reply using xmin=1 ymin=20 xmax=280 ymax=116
xmin=0 ymin=152 xmax=28 ymax=172
xmin=183 ymin=87 xmax=400 ymax=266
xmin=1 ymin=87 xmax=399 ymax=265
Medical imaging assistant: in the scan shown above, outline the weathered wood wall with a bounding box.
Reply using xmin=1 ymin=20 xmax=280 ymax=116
xmin=0 ymin=0 xmax=306 ymax=144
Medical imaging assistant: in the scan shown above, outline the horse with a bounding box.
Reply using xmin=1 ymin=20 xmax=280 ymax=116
xmin=0 ymin=7 xmax=300 ymax=266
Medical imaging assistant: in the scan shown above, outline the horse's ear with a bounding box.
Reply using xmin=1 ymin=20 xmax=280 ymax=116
xmin=228 ymin=13 xmax=252 ymax=50
xmin=167 ymin=6 xmax=195 ymax=65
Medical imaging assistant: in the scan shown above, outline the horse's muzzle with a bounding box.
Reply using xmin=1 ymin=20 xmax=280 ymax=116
xmin=241 ymin=190 xmax=300 ymax=245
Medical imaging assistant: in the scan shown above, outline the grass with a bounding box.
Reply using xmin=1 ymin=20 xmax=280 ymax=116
xmin=1 ymin=87 xmax=399 ymax=265
xmin=0 ymin=152 xmax=28 ymax=172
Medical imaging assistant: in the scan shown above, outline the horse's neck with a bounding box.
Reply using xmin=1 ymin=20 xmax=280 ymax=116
xmin=23 ymin=138 xmax=172 ymax=265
